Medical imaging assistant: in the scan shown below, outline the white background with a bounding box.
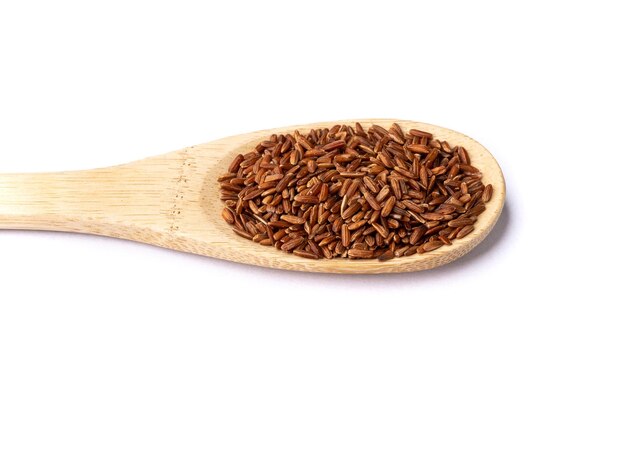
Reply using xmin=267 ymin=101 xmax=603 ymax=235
xmin=0 ymin=1 xmax=624 ymax=450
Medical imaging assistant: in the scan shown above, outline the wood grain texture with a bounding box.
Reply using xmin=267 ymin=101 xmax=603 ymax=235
xmin=0 ymin=119 xmax=505 ymax=273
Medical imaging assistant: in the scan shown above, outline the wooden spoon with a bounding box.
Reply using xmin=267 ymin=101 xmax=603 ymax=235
xmin=0 ymin=119 xmax=505 ymax=273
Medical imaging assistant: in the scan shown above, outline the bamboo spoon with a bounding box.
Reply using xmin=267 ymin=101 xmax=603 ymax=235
xmin=0 ymin=119 xmax=505 ymax=273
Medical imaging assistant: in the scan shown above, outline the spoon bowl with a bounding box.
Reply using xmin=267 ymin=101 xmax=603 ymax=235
xmin=0 ymin=119 xmax=505 ymax=273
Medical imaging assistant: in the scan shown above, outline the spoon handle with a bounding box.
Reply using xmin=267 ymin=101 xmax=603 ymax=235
xmin=0 ymin=166 xmax=169 ymax=237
